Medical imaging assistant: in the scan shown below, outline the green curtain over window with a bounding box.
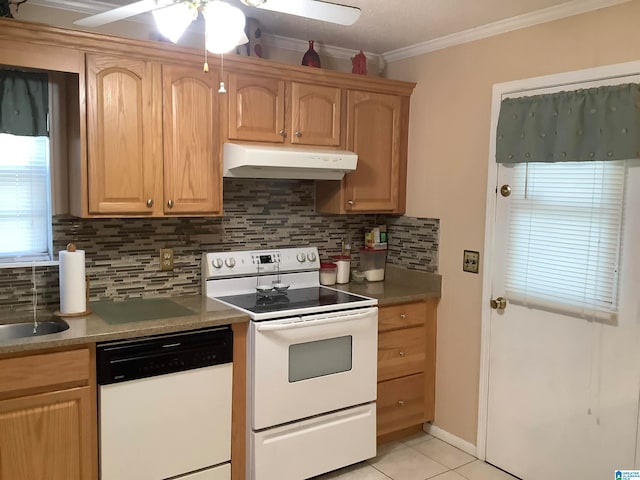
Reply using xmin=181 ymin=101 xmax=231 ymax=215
xmin=496 ymin=83 xmax=640 ymax=163
xmin=0 ymin=70 xmax=49 ymax=137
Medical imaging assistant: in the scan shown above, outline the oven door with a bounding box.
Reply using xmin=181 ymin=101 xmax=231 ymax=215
xmin=251 ymin=306 xmax=378 ymax=430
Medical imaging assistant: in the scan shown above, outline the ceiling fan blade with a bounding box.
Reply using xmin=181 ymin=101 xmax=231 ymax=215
xmin=74 ymin=0 xmax=174 ymax=27
xmin=257 ymin=0 xmax=361 ymax=26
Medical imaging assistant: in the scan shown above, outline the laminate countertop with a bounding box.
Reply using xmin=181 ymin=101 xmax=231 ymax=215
xmin=0 ymin=295 xmax=248 ymax=355
xmin=0 ymin=267 xmax=440 ymax=355
xmin=335 ymin=265 xmax=441 ymax=306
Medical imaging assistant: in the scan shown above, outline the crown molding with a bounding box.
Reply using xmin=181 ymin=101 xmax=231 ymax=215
xmin=381 ymin=0 xmax=632 ymax=63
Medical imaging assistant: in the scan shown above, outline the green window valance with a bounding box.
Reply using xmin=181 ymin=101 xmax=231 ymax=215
xmin=0 ymin=70 xmax=49 ymax=137
xmin=496 ymin=83 xmax=640 ymax=163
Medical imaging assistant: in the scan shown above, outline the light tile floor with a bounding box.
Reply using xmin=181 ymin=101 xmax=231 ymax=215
xmin=314 ymin=432 xmax=519 ymax=480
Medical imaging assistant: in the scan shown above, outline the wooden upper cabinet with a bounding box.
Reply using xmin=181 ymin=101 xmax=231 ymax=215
xmin=290 ymin=83 xmax=341 ymax=146
xmin=344 ymin=91 xmax=403 ymax=213
xmin=162 ymin=64 xmax=221 ymax=215
xmin=86 ymin=54 xmax=161 ymax=214
xmin=227 ymin=73 xmax=285 ymax=143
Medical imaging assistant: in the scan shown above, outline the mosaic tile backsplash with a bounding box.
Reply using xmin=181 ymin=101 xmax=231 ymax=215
xmin=1 ymin=179 xmax=439 ymax=311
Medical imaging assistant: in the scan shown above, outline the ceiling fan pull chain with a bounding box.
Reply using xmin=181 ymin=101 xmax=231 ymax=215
xmin=218 ymin=53 xmax=227 ymax=94
xmin=203 ymin=10 xmax=209 ymax=73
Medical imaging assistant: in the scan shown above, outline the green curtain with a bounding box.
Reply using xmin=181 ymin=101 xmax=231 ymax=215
xmin=496 ymin=83 xmax=640 ymax=163
xmin=0 ymin=70 xmax=49 ymax=137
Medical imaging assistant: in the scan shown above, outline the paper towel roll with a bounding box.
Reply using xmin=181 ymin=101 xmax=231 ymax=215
xmin=59 ymin=245 xmax=86 ymax=314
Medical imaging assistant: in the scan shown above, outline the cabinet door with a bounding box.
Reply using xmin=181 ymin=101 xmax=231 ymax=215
xmin=162 ymin=64 xmax=221 ymax=215
xmin=227 ymin=73 xmax=285 ymax=143
xmin=290 ymin=83 xmax=341 ymax=146
xmin=0 ymin=387 xmax=94 ymax=480
xmin=344 ymin=91 xmax=402 ymax=212
xmin=86 ymin=55 xmax=161 ymax=214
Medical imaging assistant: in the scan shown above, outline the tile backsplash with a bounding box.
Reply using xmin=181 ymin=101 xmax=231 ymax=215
xmin=1 ymin=179 xmax=439 ymax=311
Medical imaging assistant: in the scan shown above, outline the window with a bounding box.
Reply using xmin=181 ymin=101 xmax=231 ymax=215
xmin=504 ymin=160 xmax=625 ymax=319
xmin=0 ymin=133 xmax=52 ymax=264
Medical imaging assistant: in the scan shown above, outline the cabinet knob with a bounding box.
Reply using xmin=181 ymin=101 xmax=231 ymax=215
xmin=399 ymin=351 xmax=405 ymax=357
xmin=398 ymin=400 xmax=405 ymax=406
xmin=167 ymin=199 xmax=174 ymax=209
xmin=347 ymin=200 xmax=354 ymax=206
xmin=146 ymin=198 xmax=154 ymax=208
xmin=294 ymin=130 xmax=302 ymax=137
xmin=400 ymin=313 xmax=407 ymax=319
xmin=279 ymin=129 xmax=287 ymax=137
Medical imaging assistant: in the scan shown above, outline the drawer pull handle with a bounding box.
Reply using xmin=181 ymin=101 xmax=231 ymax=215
xmin=398 ymin=400 xmax=405 ymax=406
xmin=400 ymin=313 xmax=407 ymax=319
xmin=399 ymin=351 xmax=405 ymax=357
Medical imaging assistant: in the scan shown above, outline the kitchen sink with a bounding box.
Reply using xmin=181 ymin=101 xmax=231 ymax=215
xmin=0 ymin=320 xmax=70 ymax=342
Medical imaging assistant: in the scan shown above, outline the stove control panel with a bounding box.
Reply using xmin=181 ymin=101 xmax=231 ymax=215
xmin=202 ymin=247 xmax=321 ymax=279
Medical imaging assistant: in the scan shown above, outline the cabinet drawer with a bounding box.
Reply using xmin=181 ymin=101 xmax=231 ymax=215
xmin=0 ymin=348 xmax=90 ymax=399
xmin=379 ymin=302 xmax=426 ymax=332
xmin=378 ymin=326 xmax=425 ymax=382
xmin=377 ymin=373 xmax=425 ymax=437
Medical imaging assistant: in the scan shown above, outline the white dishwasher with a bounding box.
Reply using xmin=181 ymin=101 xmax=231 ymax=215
xmin=97 ymin=327 xmax=233 ymax=480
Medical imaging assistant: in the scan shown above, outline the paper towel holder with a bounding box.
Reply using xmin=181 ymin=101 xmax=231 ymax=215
xmin=55 ymin=244 xmax=92 ymax=318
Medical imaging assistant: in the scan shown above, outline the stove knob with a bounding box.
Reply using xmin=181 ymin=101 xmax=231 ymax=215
xmin=296 ymin=253 xmax=306 ymax=263
xmin=307 ymin=252 xmax=317 ymax=262
xmin=225 ymin=257 xmax=236 ymax=268
xmin=212 ymin=258 xmax=223 ymax=269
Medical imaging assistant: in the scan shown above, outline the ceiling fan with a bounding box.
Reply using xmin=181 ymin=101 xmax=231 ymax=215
xmin=74 ymin=0 xmax=361 ymax=29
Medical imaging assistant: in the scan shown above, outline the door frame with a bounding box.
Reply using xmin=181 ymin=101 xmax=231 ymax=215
xmin=477 ymin=59 xmax=640 ymax=460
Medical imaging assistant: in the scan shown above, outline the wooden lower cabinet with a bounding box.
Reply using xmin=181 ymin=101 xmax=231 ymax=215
xmin=0 ymin=347 xmax=96 ymax=480
xmin=377 ymin=373 xmax=425 ymax=437
xmin=376 ymin=299 xmax=437 ymax=441
xmin=0 ymin=387 xmax=94 ymax=480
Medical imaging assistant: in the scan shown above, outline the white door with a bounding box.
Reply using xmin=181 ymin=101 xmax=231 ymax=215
xmin=485 ymin=77 xmax=640 ymax=480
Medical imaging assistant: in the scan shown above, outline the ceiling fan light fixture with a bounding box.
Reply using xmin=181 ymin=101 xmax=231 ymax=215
xmin=152 ymin=2 xmax=197 ymax=44
xmin=240 ymin=0 xmax=267 ymax=6
xmin=203 ymin=0 xmax=248 ymax=54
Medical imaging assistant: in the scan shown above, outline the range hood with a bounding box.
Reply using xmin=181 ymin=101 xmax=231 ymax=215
xmin=223 ymin=143 xmax=357 ymax=180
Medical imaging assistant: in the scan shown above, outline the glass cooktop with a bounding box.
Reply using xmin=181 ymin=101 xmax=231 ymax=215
xmin=215 ymin=287 xmax=373 ymax=320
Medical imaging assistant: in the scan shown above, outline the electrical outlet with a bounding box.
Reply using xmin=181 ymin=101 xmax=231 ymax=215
xmin=463 ymin=250 xmax=480 ymax=274
xmin=160 ymin=248 xmax=174 ymax=271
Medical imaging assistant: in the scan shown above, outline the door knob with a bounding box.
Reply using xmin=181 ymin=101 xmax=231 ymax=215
xmin=490 ymin=296 xmax=508 ymax=310
xmin=500 ymin=185 xmax=512 ymax=197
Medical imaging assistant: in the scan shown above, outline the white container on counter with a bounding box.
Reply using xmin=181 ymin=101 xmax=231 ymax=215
xmin=360 ymin=248 xmax=387 ymax=282
xmin=319 ymin=262 xmax=337 ymax=286
xmin=332 ymin=255 xmax=351 ymax=284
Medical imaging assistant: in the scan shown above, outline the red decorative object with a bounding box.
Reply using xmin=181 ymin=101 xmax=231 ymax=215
xmin=351 ymin=50 xmax=367 ymax=75
xmin=301 ymin=40 xmax=321 ymax=68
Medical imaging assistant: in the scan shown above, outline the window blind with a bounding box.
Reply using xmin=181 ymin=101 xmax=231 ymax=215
xmin=0 ymin=133 xmax=52 ymax=263
xmin=504 ymin=160 xmax=625 ymax=320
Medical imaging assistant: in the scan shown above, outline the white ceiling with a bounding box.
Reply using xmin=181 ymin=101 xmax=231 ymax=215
xmin=25 ymin=0 xmax=630 ymax=58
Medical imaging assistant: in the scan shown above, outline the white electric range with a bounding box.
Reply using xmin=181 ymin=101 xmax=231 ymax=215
xmin=203 ymin=247 xmax=378 ymax=480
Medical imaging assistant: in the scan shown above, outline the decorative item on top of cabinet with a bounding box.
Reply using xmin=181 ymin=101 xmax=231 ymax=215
xmin=376 ymin=299 xmax=437 ymax=442
xmin=0 ymin=347 xmax=97 ymax=480
xmin=226 ymin=72 xmax=342 ymax=147
xmin=316 ymin=90 xmax=409 ymax=214
xmin=301 ymin=40 xmax=321 ymax=68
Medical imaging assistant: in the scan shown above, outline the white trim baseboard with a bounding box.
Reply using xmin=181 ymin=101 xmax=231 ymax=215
xmin=423 ymin=423 xmax=477 ymax=458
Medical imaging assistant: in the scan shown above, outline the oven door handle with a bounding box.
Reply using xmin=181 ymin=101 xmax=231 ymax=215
xmin=255 ymin=307 xmax=377 ymax=332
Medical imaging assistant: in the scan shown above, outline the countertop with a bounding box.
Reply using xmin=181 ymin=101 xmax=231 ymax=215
xmin=335 ymin=265 xmax=441 ymax=306
xmin=0 ymin=295 xmax=248 ymax=355
xmin=0 ymin=266 xmax=441 ymax=355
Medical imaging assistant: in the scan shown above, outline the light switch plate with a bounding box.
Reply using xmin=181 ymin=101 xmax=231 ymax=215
xmin=160 ymin=248 xmax=174 ymax=271
xmin=463 ymin=250 xmax=479 ymax=274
